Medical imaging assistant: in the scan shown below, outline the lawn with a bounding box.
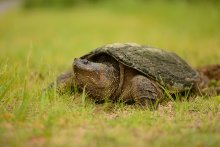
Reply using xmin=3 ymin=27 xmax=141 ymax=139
xmin=0 ymin=1 xmax=220 ymax=146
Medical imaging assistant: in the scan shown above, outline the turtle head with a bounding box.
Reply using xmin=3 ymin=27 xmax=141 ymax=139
xmin=73 ymin=58 xmax=119 ymax=100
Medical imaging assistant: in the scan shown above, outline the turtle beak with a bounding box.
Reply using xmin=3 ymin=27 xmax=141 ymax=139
xmin=73 ymin=58 xmax=109 ymax=75
xmin=73 ymin=58 xmax=93 ymax=71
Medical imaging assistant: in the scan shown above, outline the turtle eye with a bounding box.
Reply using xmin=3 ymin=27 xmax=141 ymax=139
xmin=82 ymin=59 xmax=89 ymax=64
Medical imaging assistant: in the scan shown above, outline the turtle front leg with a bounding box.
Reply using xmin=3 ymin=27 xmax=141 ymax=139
xmin=130 ymin=75 xmax=164 ymax=108
xmin=49 ymin=71 xmax=76 ymax=94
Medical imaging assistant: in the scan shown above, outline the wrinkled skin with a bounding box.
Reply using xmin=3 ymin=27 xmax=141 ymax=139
xmin=73 ymin=58 xmax=119 ymax=101
xmin=54 ymin=55 xmax=220 ymax=107
xmin=73 ymin=56 xmax=163 ymax=106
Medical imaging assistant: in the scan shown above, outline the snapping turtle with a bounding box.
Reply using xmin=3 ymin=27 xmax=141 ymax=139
xmin=53 ymin=43 xmax=219 ymax=106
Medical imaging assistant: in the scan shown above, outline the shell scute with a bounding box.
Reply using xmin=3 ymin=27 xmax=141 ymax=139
xmin=81 ymin=43 xmax=199 ymax=91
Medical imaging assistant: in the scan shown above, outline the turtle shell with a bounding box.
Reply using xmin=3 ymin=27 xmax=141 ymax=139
xmin=81 ymin=43 xmax=199 ymax=92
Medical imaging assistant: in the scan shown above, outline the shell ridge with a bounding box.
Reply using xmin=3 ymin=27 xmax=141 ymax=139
xmin=80 ymin=43 xmax=199 ymax=91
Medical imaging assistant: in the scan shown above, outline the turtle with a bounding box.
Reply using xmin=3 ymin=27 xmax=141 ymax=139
xmin=52 ymin=43 xmax=220 ymax=106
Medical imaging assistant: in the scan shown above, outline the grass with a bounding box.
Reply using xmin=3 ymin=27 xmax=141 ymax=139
xmin=0 ymin=1 xmax=220 ymax=146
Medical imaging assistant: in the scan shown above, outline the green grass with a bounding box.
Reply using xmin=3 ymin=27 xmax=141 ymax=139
xmin=0 ymin=2 xmax=220 ymax=146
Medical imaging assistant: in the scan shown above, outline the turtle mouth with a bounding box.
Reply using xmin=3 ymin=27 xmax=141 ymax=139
xmin=73 ymin=58 xmax=93 ymax=71
xmin=73 ymin=58 xmax=105 ymax=76
xmin=73 ymin=58 xmax=111 ymax=88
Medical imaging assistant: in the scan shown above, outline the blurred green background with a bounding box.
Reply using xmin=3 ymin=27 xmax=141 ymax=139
xmin=1 ymin=0 xmax=219 ymax=70
xmin=22 ymin=0 xmax=220 ymax=9
xmin=0 ymin=0 xmax=220 ymax=146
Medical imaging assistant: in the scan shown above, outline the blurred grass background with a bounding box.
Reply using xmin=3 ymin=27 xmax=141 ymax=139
xmin=0 ymin=0 xmax=220 ymax=146
xmin=22 ymin=0 xmax=220 ymax=9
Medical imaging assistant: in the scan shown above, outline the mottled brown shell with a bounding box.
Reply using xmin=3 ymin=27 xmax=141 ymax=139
xmin=81 ymin=43 xmax=199 ymax=91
